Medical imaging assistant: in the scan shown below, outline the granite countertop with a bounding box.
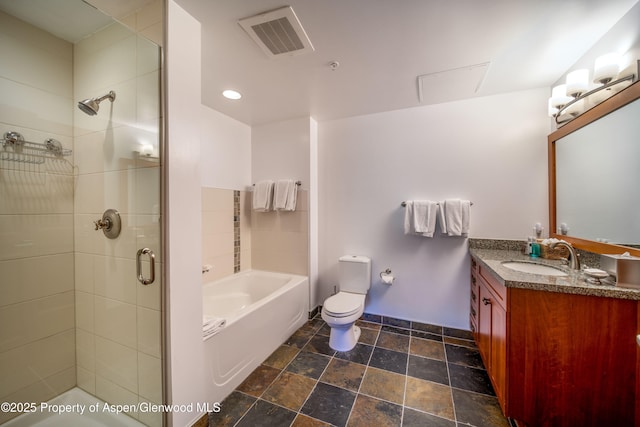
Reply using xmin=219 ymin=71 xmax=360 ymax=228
xmin=469 ymin=247 xmax=640 ymax=301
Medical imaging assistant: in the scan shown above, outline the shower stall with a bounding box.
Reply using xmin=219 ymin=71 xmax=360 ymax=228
xmin=0 ymin=1 xmax=163 ymax=426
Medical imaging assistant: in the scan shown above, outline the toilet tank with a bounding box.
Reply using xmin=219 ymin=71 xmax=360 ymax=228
xmin=339 ymin=255 xmax=371 ymax=294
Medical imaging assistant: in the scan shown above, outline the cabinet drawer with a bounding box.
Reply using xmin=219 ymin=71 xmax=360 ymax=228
xmin=471 ymin=286 xmax=478 ymax=307
xmin=470 ymin=301 xmax=478 ymax=324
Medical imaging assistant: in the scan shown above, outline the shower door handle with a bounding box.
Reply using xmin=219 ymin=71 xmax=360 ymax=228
xmin=137 ymin=248 xmax=155 ymax=285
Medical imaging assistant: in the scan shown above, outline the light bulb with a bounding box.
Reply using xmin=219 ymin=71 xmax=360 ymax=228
xmin=547 ymin=98 xmax=559 ymax=117
xmin=593 ymin=53 xmax=621 ymax=84
xmin=566 ymin=69 xmax=589 ymax=97
xmin=550 ymin=84 xmax=572 ymax=108
xmin=222 ymin=90 xmax=242 ymax=100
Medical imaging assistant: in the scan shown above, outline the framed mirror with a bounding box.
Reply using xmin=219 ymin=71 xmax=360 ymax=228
xmin=548 ymin=80 xmax=640 ymax=257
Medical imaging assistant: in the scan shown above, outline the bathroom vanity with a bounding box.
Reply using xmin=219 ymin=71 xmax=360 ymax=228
xmin=469 ymin=247 xmax=640 ymax=427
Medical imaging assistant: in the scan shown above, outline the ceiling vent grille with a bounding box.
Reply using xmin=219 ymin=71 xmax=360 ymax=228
xmin=239 ymin=6 xmax=314 ymax=58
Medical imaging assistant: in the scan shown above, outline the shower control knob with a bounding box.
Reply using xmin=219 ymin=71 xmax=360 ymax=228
xmin=94 ymin=218 xmax=112 ymax=231
xmin=94 ymin=209 xmax=121 ymax=239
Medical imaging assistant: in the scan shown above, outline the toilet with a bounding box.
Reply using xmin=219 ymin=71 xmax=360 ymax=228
xmin=321 ymin=255 xmax=372 ymax=351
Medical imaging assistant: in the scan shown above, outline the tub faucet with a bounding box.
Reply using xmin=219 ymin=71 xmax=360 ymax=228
xmin=550 ymin=241 xmax=580 ymax=270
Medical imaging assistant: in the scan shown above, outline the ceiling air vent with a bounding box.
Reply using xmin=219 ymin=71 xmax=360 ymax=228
xmin=238 ymin=6 xmax=314 ymax=58
xmin=417 ymin=62 xmax=490 ymax=105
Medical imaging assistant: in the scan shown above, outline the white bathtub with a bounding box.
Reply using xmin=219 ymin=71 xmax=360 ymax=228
xmin=203 ymin=270 xmax=309 ymax=403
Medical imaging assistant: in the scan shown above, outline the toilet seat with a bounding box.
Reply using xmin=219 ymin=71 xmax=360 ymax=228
xmin=323 ymin=292 xmax=363 ymax=318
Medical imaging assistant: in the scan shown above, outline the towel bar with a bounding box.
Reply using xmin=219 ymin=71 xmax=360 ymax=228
xmin=252 ymin=181 xmax=301 ymax=186
xmin=401 ymin=201 xmax=473 ymax=207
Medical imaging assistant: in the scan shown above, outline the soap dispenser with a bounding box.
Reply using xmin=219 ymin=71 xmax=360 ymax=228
xmin=530 ymin=238 xmax=541 ymax=258
xmin=525 ymin=237 xmax=533 ymax=255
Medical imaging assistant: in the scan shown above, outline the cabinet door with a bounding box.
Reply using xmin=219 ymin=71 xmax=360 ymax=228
xmin=509 ymin=289 xmax=636 ymax=426
xmin=476 ymin=275 xmax=508 ymax=413
xmin=490 ymin=301 xmax=507 ymax=409
xmin=477 ymin=281 xmax=493 ymax=365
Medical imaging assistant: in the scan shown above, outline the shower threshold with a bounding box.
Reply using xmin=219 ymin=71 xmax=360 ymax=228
xmin=3 ymin=388 xmax=145 ymax=427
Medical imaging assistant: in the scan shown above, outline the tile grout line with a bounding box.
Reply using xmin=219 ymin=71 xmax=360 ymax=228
xmin=443 ymin=340 xmax=459 ymax=425
xmin=288 ymin=320 xmax=324 ymax=425
xmin=290 ymin=317 xmax=339 ymax=427
xmin=230 ymin=396 xmax=257 ymax=427
xmin=400 ymin=329 xmax=411 ymax=427
xmin=232 ymin=320 xmax=319 ymax=427
xmin=342 ymin=324 xmax=380 ymax=427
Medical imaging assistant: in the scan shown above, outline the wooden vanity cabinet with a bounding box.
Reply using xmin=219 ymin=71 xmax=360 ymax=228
xmin=508 ymin=289 xmax=637 ymax=427
xmin=471 ymin=258 xmax=507 ymax=411
xmin=470 ymin=255 xmax=639 ymax=426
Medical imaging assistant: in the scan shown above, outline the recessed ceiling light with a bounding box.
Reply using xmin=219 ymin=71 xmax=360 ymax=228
xmin=222 ymin=90 xmax=242 ymax=100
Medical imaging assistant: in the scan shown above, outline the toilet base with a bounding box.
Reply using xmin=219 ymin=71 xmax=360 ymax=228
xmin=329 ymin=325 xmax=361 ymax=352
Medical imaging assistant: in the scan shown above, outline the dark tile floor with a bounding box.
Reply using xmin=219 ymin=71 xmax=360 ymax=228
xmin=209 ymin=314 xmax=512 ymax=427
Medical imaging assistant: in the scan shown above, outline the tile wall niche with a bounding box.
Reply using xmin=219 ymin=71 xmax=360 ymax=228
xmin=0 ymin=12 xmax=76 ymax=424
xmin=73 ymin=16 xmax=163 ymax=427
xmin=202 ymin=187 xmax=252 ymax=283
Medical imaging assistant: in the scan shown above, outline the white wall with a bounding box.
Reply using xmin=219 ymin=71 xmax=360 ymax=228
xmin=252 ymin=117 xmax=311 ymax=186
xmin=200 ymin=106 xmax=251 ymax=190
xmin=166 ymin=2 xmax=205 ymax=426
xmin=318 ymin=88 xmax=549 ymax=329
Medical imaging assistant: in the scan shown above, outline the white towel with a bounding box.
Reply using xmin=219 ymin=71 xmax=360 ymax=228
xmin=461 ymin=200 xmax=470 ymax=235
xmin=404 ymin=200 xmax=437 ymax=237
xmin=252 ymin=180 xmax=274 ymax=212
xmin=274 ymin=179 xmax=298 ymax=211
xmin=285 ymin=183 xmax=298 ymax=211
xmin=403 ymin=201 xmax=414 ymax=235
xmin=203 ymin=315 xmax=226 ymax=340
xmin=438 ymin=202 xmax=447 ymax=234
xmin=440 ymin=199 xmax=471 ymax=236
xmin=413 ymin=200 xmax=437 ymax=237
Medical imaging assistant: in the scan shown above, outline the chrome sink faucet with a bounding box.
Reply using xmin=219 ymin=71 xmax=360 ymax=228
xmin=550 ymin=241 xmax=580 ymax=270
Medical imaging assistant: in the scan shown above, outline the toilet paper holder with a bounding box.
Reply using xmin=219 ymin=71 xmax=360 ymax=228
xmin=380 ymin=268 xmax=395 ymax=285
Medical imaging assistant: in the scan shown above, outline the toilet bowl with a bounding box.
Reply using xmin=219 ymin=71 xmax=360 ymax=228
xmin=321 ymin=292 xmax=365 ymax=351
xmin=322 ymin=255 xmax=371 ymax=352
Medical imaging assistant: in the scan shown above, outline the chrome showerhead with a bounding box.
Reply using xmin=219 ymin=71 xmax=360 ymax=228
xmin=77 ymin=90 xmax=116 ymax=116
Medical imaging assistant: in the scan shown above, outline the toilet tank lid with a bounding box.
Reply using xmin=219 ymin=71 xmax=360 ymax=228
xmin=339 ymin=255 xmax=371 ymax=263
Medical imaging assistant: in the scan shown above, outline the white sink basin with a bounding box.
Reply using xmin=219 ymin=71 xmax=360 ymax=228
xmin=501 ymin=261 xmax=568 ymax=277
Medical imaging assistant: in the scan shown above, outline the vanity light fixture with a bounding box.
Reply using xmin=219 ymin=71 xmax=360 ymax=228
xmin=548 ymin=53 xmax=637 ymax=126
xmin=222 ymin=89 xmax=242 ymax=100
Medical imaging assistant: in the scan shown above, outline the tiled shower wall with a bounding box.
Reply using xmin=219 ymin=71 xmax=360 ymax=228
xmin=202 ymin=187 xmax=309 ymax=283
xmin=0 ymin=12 xmax=76 ymax=424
